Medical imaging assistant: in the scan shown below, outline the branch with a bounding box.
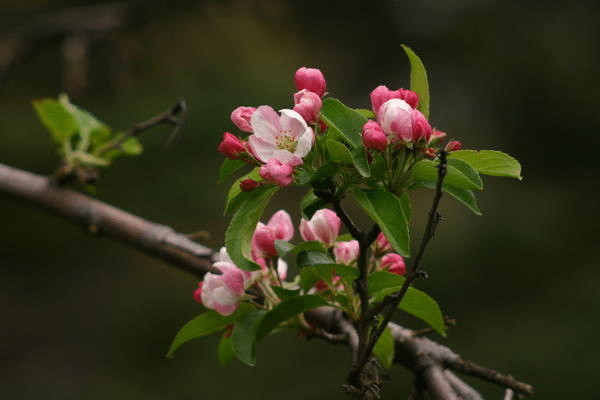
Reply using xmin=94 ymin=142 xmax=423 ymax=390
xmin=0 ymin=161 xmax=533 ymax=398
xmin=0 ymin=163 xmax=214 ymax=277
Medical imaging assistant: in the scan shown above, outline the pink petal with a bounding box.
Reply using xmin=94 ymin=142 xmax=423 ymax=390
xmin=279 ymin=109 xmax=309 ymax=138
xmin=251 ymin=106 xmax=281 ymax=141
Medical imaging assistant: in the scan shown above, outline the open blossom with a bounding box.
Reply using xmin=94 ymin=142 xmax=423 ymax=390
xmin=362 ymin=120 xmax=387 ymax=151
xmin=293 ymin=89 xmax=322 ymax=123
xmin=294 ymin=67 xmax=327 ymax=97
xmin=334 ymin=240 xmax=360 ymax=264
xmin=248 ymin=106 xmax=314 ymax=167
xmin=259 ymin=158 xmax=294 ymax=187
xmin=381 ymin=253 xmax=406 ymax=276
xmin=252 ymin=210 xmax=294 ymax=259
xmin=231 ymin=106 xmax=256 ymax=133
xmin=194 ymin=247 xmax=250 ymax=316
xmin=218 ymin=132 xmax=247 ymax=159
xmin=299 ymin=209 xmax=341 ymax=248
xmin=377 ymin=98 xmax=414 ymax=143
xmin=370 ymin=85 xmax=419 ymax=114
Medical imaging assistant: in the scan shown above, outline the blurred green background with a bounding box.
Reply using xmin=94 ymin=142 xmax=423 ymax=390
xmin=1 ymin=0 xmax=598 ymax=399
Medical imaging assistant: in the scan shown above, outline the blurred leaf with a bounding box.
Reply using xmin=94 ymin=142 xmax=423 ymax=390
xmin=373 ymin=327 xmax=395 ymax=369
xmin=300 ymin=190 xmax=327 ymax=219
xmin=448 ymin=150 xmax=522 ymax=180
xmin=353 ymin=188 xmax=410 ymax=257
xmin=219 ymin=159 xmax=247 ymax=183
xmin=411 ymin=180 xmax=482 ymax=215
xmin=232 ymin=309 xmax=267 ymax=366
xmin=411 ymin=159 xmax=482 ymax=190
xmin=217 ymin=334 xmax=235 ymax=366
xmin=225 ymin=185 xmax=279 ymax=270
xmin=224 ymin=168 xmax=261 ymax=216
xmin=121 ymin=137 xmax=143 ymax=156
xmin=59 ymin=94 xmax=109 ymax=151
xmin=32 ymin=98 xmax=77 ymax=143
xmin=401 ymin=44 xmax=430 ymax=118
xmin=256 ymin=295 xmax=329 ymax=341
xmin=166 ymin=304 xmax=253 ymax=358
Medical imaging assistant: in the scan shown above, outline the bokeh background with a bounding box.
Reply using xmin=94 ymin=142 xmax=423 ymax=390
xmin=1 ymin=1 xmax=598 ymax=399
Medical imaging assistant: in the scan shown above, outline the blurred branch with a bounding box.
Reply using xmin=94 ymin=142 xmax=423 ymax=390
xmin=0 ymin=161 xmax=533 ymax=399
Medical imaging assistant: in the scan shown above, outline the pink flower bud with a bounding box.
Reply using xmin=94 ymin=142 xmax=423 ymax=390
xmin=293 ymin=89 xmax=323 ymax=123
xmin=193 ymin=281 xmax=203 ymax=304
xmin=294 ymin=67 xmax=327 ymax=97
xmin=218 ymin=132 xmax=247 ymax=160
xmin=299 ymin=208 xmax=341 ymax=248
xmin=445 ymin=140 xmax=462 ymax=152
xmin=381 ymin=253 xmax=406 ymax=276
xmin=231 ymin=106 xmax=256 ymax=133
xmin=423 ymin=147 xmax=437 ymax=158
xmin=334 ymin=240 xmax=360 ymax=265
xmin=375 ymin=232 xmax=393 ymax=254
xmin=428 ymin=129 xmax=447 ymax=145
xmin=251 ymin=210 xmax=294 ymax=259
xmin=370 ymin=85 xmax=419 ymax=115
xmin=259 ymin=158 xmax=294 ymax=187
xmin=377 ymin=99 xmax=413 ymax=143
xmin=362 ymin=120 xmax=388 ymax=151
xmin=240 ymin=179 xmax=259 ymax=192
xmin=411 ymin=109 xmax=432 ymax=142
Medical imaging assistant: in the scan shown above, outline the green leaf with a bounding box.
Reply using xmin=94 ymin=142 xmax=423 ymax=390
xmin=300 ymin=265 xmax=336 ymax=291
xmin=217 ymin=334 xmax=236 ymax=366
xmin=411 ymin=159 xmax=482 ymax=190
xmin=300 ymin=190 xmax=327 ymax=219
xmin=355 ymin=108 xmax=376 ymax=119
xmin=373 ymin=327 xmax=395 ymax=369
xmin=326 ymin=139 xmax=353 ymax=164
xmin=32 ymin=98 xmax=78 ymax=143
xmin=320 ymin=98 xmax=367 ymax=148
xmin=401 ymin=44 xmax=430 ymax=118
xmin=120 ymin=136 xmax=143 ymax=156
xmin=275 ymin=240 xmax=328 ymax=259
xmin=334 ymin=264 xmax=360 ymax=282
xmin=232 ymin=309 xmax=267 ymax=366
xmin=271 ymin=286 xmax=301 ymax=301
xmin=350 ymin=146 xmax=370 ymax=177
xmin=219 ymin=159 xmax=247 ymax=183
xmin=225 ymin=185 xmax=279 ymax=270
xmin=256 ymin=295 xmax=329 ymax=342
xmin=448 ymin=150 xmax=522 ymax=180
xmin=166 ymin=304 xmax=253 ymax=358
xmin=59 ymin=94 xmax=109 ymax=151
xmin=353 ymin=188 xmax=410 ymax=257
xmin=368 ymin=270 xmax=406 ymax=295
xmin=411 ymin=180 xmax=481 ymax=215
xmin=297 ymin=251 xmax=335 ymax=267
xmin=224 ymin=167 xmax=261 ymax=216
xmin=399 ymin=192 xmax=412 ymax=221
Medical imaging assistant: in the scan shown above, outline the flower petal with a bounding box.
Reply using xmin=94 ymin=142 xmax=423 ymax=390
xmin=248 ymin=135 xmax=276 ymax=163
xmin=294 ymin=128 xmax=314 ymax=158
xmin=251 ymin=106 xmax=281 ymax=141
xmin=279 ymin=109 xmax=308 ymax=138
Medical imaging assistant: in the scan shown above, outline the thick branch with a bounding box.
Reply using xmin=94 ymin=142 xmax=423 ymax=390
xmin=0 ymin=163 xmax=214 ymax=277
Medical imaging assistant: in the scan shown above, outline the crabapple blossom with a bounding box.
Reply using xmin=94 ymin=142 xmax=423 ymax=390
xmin=293 ymin=89 xmax=322 ymax=123
xmin=299 ymin=209 xmax=341 ymax=248
xmin=334 ymin=240 xmax=360 ymax=264
xmin=251 ymin=210 xmax=294 ymax=259
xmin=259 ymin=158 xmax=294 ymax=187
xmin=218 ymin=132 xmax=247 ymax=160
xmin=381 ymin=253 xmax=406 ymax=276
xmin=294 ymin=67 xmax=327 ymax=97
xmin=248 ymin=106 xmax=314 ymax=167
xmin=362 ymin=120 xmax=387 ymax=151
xmin=445 ymin=140 xmax=462 ymax=152
xmin=377 ymin=98 xmax=414 ymax=143
xmin=230 ymin=106 xmax=256 ymax=133
xmin=370 ymin=85 xmax=419 ymax=114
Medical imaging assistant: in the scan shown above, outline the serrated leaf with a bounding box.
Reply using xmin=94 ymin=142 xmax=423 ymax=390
xmin=401 ymin=44 xmax=430 ymax=118
xmin=411 ymin=159 xmax=482 ymax=190
xmin=448 ymin=150 xmax=522 ymax=180
xmin=373 ymin=327 xmax=395 ymax=369
xmin=32 ymin=98 xmax=78 ymax=143
xmin=224 ymin=168 xmax=261 ymax=216
xmin=256 ymin=295 xmax=329 ymax=341
xmin=411 ymin=180 xmax=481 ymax=215
xmin=232 ymin=309 xmax=267 ymax=366
xmin=353 ymin=188 xmax=410 ymax=257
xmin=166 ymin=304 xmax=253 ymax=358
xmin=225 ymin=185 xmax=279 ymax=270
xmin=219 ymin=159 xmax=247 ymax=183
xmin=217 ymin=334 xmax=235 ymax=366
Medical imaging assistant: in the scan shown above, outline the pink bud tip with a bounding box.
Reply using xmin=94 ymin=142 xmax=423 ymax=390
xmin=375 ymin=232 xmax=393 ymax=254
xmin=218 ymin=132 xmax=247 ymax=160
xmin=362 ymin=120 xmax=388 ymax=151
xmin=259 ymin=158 xmax=294 ymax=187
xmin=240 ymin=179 xmax=260 ymax=192
xmin=294 ymin=67 xmax=327 ymax=97
xmin=411 ymin=109 xmax=432 ymax=143
xmin=230 ymin=106 xmax=256 ymax=133
xmin=381 ymin=253 xmax=406 ymax=276
xmin=193 ymin=282 xmax=203 ymax=304
xmin=445 ymin=140 xmax=462 ymax=152
xmin=299 ymin=208 xmax=341 ymax=248
xmin=293 ymin=89 xmax=323 ymax=123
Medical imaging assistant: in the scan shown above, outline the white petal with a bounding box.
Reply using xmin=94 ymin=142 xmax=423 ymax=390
xmin=251 ymin=106 xmax=281 ymax=141
xmin=249 ymin=135 xmax=276 ymax=163
xmin=294 ymin=128 xmax=314 ymax=158
xmin=279 ymin=109 xmax=308 ymax=138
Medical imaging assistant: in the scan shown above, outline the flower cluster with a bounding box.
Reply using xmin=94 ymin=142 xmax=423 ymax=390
xmin=218 ymin=68 xmax=327 ymax=188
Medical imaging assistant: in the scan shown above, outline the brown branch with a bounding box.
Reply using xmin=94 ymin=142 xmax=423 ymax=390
xmin=0 ymin=161 xmax=533 ymax=399
xmin=0 ymin=163 xmax=214 ymax=277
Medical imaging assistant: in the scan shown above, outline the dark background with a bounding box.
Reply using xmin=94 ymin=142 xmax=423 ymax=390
xmin=1 ymin=1 xmax=598 ymax=399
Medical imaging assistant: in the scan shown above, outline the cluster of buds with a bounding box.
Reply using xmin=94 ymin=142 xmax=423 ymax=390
xmin=218 ymin=68 xmax=327 ymax=188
